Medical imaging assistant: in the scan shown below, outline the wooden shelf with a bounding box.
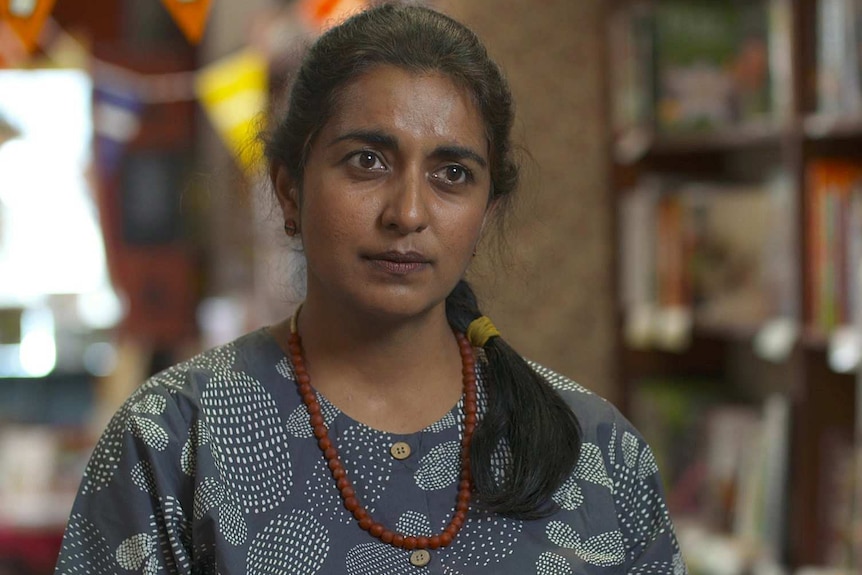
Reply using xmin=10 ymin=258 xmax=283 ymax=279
xmin=614 ymin=123 xmax=787 ymax=165
xmin=800 ymin=326 xmax=830 ymax=350
xmin=803 ymin=113 xmax=862 ymax=140
xmin=629 ymin=318 xmax=855 ymax=357
xmin=691 ymin=319 xmax=763 ymax=342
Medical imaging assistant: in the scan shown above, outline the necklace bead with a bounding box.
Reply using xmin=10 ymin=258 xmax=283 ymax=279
xmin=288 ymin=328 xmax=476 ymax=551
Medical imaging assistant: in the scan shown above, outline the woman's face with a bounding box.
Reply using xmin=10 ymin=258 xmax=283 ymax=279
xmin=277 ymin=65 xmax=493 ymax=321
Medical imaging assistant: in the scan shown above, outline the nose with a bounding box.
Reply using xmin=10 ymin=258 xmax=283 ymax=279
xmin=380 ymin=170 xmax=429 ymax=234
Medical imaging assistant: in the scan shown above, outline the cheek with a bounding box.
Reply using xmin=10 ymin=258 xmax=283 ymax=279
xmin=438 ymin=208 xmax=486 ymax=256
xmin=303 ymin=207 xmax=354 ymax=247
xmin=300 ymin=190 xmax=369 ymax=252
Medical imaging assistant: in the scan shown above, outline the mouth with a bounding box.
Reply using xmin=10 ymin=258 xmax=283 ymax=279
xmin=364 ymin=251 xmax=431 ymax=275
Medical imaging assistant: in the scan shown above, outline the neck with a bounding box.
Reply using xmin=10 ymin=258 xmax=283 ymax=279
xmin=275 ymin=297 xmax=464 ymax=433
xmin=299 ymin=298 xmax=456 ymax=372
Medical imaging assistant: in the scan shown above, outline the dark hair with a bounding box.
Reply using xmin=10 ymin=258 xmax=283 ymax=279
xmin=264 ymin=2 xmax=581 ymax=518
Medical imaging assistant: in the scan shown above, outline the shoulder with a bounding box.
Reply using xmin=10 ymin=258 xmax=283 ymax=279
xmin=529 ymin=362 xmax=684 ymax=570
xmin=123 ymin=328 xmax=281 ymax=421
xmin=527 ymin=360 xmax=636 ymax=442
xmin=144 ymin=328 xmax=276 ymax=391
xmin=527 ymin=360 xmax=661 ymax=483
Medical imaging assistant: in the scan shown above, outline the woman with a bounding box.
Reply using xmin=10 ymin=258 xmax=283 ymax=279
xmin=55 ymin=3 xmax=685 ymax=574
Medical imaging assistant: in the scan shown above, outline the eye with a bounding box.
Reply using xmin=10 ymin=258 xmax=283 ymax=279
xmin=431 ymin=164 xmax=472 ymax=186
xmin=348 ymin=151 xmax=386 ymax=171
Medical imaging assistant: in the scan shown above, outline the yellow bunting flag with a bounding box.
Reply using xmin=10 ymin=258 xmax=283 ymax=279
xmin=0 ymin=0 xmax=57 ymax=53
xmin=299 ymin=0 xmax=368 ymax=31
xmin=195 ymin=48 xmax=268 ymax=171
xmin=159 ymin=0 xmax=213 ymax=45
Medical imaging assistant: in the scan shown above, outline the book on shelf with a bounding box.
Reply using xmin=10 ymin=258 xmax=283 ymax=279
xmin=0 ymin=424 xmax=91 ymax=530
xmin=852 ymin=444 xmax=862 ymax=572
xmin=619 ymin=174 xmax=794 ymax=349
xmin=630 ymin=379 xmax=791 ymax=565
xmin=767 ymin=0 xmax=794 ymax=125
xmin=805 ymin=159 xmax=862 ymax=334
xmin=816 ymin=429 xmax=859 ymax=571
xmin=654 ymin=0 xmax=773 ymax=132
xmin=607 ymin=0 xmax=792 ymax=141
xmin=738 ymin=393 xmax=790 ymax=564
xmin=816 ymin=0 xmax=862 ymax=117
xmin=608 ymin=0 xmax=655 ymax=136
xmin=629 ymin=377 xmax=734 ymax=522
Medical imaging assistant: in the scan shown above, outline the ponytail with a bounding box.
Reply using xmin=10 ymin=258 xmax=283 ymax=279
xmin=445 ymin=280 xmax=582 ymax=519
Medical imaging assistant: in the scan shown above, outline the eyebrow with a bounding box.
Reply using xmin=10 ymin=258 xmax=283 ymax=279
xmin=328 ymin=130 xmax=488 ymax=168
xmin=430 ymin=145 xmax=487 ymax=169
xmin=329 ymin=130 xmax=398 ymax=151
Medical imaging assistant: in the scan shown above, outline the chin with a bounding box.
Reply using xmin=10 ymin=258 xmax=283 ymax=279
xmin=352 ymin=291 xmax=446 ymax=322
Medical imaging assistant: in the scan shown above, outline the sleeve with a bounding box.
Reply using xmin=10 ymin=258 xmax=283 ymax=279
xmin=608 ymin=413 xmax=688 ymax=575
xmin=54 ymin=378 xmax=197 ymax=575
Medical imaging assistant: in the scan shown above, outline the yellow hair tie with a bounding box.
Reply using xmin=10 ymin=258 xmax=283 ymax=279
xmin=466 ymin=316 xmax=501 ymax=347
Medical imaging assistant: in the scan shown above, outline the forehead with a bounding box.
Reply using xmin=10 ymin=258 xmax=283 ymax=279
xmin=322 ymin=65 xmax=487 ymax=148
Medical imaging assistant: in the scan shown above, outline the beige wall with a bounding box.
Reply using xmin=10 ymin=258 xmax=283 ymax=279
xmin=437 ymin=0 xmax=617 ymax=401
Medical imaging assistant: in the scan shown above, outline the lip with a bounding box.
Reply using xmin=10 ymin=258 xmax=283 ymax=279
xmin=365 ymin=251 xmax=431 ymax=275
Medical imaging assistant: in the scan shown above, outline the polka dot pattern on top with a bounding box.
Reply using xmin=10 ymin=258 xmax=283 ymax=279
xmin=286 ymin=393 xmax=339 ymax=438
xmin=414 ymin=440 xmax=459 ymax=491
xmin=55 ymin=329 xmax=687 ymax=575
xmin=150 ymin=496 xmax=192 ymax=574
xmin=55 ymin=514 xmax=113 ymax=574
xmin=345 ymin=543 xmax=418 ymax=575
xmin=395 ymin=510 xmax=433 ymax=537
xmin=116 ymin=533 xmax=156 ymax=573
xmin=246 ymin=511 xmax=329 ymax=575
xmin=303 ymin=455 xmax=354 ymax=525
xmin=536 ymin=551 xmax=574 ymax=575
xmin=440 ymin=509 xmax=522 ymax=568
xmin=528 ymin=360 xmax=591 ymax=394
xmin=202 ymin=369 xmax=292 ymax=515
xmin=337 ymin=424 xmax=393 ymax=513
xmin=181 ymin=420 xmax=210 ymax=477
xmin=552 ymin=471 xmax=585 ymax=511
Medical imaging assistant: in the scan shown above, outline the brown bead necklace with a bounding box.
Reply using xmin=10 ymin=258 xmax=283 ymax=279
xmin=287 ymin=322 xmax=477 ymax=551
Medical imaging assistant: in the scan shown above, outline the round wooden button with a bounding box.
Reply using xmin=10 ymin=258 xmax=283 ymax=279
xmin=390 ymin=441 xmax=411 ymax=460
xmin=409 ymin=549 xmax=431 ymax=567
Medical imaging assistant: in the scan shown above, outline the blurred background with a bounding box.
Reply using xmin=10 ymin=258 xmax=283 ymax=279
xmin=0 ymin=0 xmax=860 ymax=573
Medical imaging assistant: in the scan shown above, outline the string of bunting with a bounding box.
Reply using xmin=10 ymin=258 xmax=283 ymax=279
xmin=0 ymin=0 xmax=371 ymax=173
xmin=0 ymin=0 xmax=212 ymax=49
xmin=83 ymin=23 xmax=265 ymax=174
xmin=0 ymin=0 xmax=369 ymax=52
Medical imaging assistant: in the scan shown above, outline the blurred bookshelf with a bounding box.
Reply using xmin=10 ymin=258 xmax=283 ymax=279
xmin=605 ymin=0 xmax=862 ymax=573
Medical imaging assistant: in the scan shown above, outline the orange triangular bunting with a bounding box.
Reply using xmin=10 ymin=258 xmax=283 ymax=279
xmin=159 ymin=0 xmax=213 ymax=45
xmin=299 ymin=0 xmax=368 ymax=31
xmin=0 ymin=0 xmax=57 ymax=53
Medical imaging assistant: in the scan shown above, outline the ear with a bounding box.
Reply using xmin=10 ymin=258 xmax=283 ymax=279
xmin=272 ymin=164 xmax=300 ymax=223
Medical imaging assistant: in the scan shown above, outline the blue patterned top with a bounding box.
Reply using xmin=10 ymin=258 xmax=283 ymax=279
xmin=55 ymin=328 xmax=687 ymax=575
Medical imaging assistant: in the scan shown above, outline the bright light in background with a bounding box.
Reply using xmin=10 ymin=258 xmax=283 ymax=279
xmin=19 ymin=307 xmax=56 ymax=377
xmin=0 ymin=70 xmax=121 ymax=377
xmin=0 ymin=305 xmax=57 ymax=377
xmin=0 ymin=70 xmax=116 ymax=309
xmin=76 ymin=287 xmax=125 ymax=331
